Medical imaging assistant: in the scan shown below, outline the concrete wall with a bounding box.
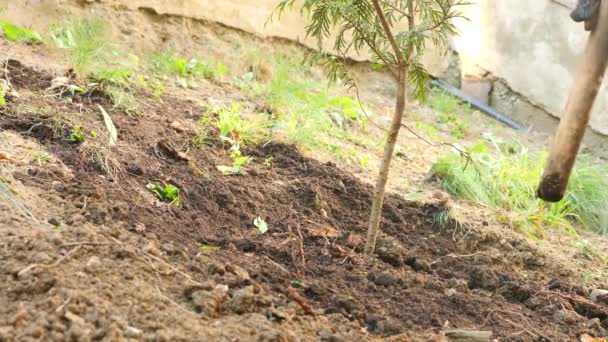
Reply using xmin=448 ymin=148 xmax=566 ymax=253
xmin=2 ymin=0 xmax=605 ymax=135
xmin=108 ymin=0 xmax=605 ymax=135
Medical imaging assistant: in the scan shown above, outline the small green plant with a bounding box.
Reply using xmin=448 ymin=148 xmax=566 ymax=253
xmin=216 ymin=103 xmax=268 ymax=146
xmin=429 ymin=89 xmax=470 ymax=139
xmin=217 ymin=147 xmax=252 ymax=175
xmin=147 ymin=51 xmax=228 ymax=85
xmin=146 ymin=182 xmax=180 ymax=206
xmin=33 ymin=152 xmax=51 ymax=165
xmin=254 ymin=217 xmax=269 ymax=234
xmin=199 ymin=244 xmax=221 ymax=253
xmin=575 ymin=239 xmax=605 ymax=261
xmin=0 ymin=20 xmax=42 ymax=43
xmin=263 ymin=157 xmax=274 ymax=168
xmin=68 ymin=125 xmax=85 ymax=143
xmin=50 ymin=19 xmax=108 ymax=77
xmin=0 ymin=82 xmax=5 ymax=107
xmin=359 ymin=155 xmax=370 ymax=169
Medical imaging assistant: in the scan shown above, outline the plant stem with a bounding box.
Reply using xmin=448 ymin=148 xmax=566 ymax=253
xmin=364 ymin=64 xmax=408 ymax=255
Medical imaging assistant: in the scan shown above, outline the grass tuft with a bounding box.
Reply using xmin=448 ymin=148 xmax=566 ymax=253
xmin=0 ymin=20 xmax=42 ymax=43
xmin=433 ymin=141 xmax=608 ymax=237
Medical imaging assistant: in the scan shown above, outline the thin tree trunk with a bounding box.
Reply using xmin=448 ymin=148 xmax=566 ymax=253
xmin=364 ymin=65 xmax=408 ymax=255
xmin=538 ymin=0 xmax=608 ymax=202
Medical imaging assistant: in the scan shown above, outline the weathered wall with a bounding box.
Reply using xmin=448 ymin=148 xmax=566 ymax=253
xmin=107 ymin=0 xmax=606 ymax=135
xmin=2 ymin=0 xmax=605 ymax=135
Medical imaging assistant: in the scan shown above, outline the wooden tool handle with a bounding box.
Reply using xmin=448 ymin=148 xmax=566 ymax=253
xmin=538 ymin=1 xmax=608 ymax=202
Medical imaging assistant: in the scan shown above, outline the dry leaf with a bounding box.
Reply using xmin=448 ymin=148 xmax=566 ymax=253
xmin=98 ymin=105 xmax=118 ymax=146
xmin=306 ymin=221 xmax=339 ymax=238
xmin=581 ymin=333 xmax=607 ymax=342
xmin=0 ymin=151 xmax=15 ymax=161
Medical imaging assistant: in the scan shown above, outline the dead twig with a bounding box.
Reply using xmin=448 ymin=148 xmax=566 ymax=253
xmin=263 ymin=254 xmax=291 ymax=276
xmin=287 ymin=287 xmax=316 ymax=316
xmin=430 ymin=251 xmax=507 ymax=266
xmin=18 ymin=245 xmax=82 ymax=278
xmin=287 ymin=223 xmax=306 ymax=280
xmin=105 ymin=235 xmax=202 ymax=286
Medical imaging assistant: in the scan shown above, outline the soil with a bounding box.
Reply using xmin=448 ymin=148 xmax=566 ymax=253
xmin=1 ymin=1 xmax=608 ymax=340
xmin=0 ymin=52 xmax=607 ymax=342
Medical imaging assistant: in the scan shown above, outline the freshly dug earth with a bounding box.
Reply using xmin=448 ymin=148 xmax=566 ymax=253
xmin=1 ymin=60 xmax=608 ymax=341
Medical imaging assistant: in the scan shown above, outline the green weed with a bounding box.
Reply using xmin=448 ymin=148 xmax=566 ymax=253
xmin=0 ymin=20 xmax=42 ymax=43
xmin=0 ymin=82 xmax=5 ymax=107
xmin=268 ymin=57 xmax=367 ymax=150
xmin=147 ymin=51 xmax=228 ymax=85
xmin=428 ymin=89 xmax=470 ymax=139
xmin=254 ymin=217 xmax=269 ymax=234
xmin=146 ymin=182 xmax=180 ymax=206
xmin=432 ymin=141 xmax=608 ymax=237
xmin=216 ymin=103 xmax=269 ymax=146
xmin=68 ymin=125 xmax=85 ymax=143
xmin=50 ymin=19 xmax=108 ymax=77
xmin=217 ymin=142 xmax=252 ymax=175
xmin=33 ymin=152 xmax=51 ymax=165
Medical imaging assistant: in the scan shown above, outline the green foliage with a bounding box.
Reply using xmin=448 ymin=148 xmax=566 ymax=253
xmin=147 ymin=51 xmax=229 ymax=85
xmin=50 ymin=19 xmax=108 ymax=77
xmin=216 ymin=103 xmax=269 ymax=146
xmin=433 ymin=141 xmax=608 ymax=237
xmin=0 ymin=83 xmax=5 ymax=107
xmin=428 ymin=89 xmax=470 ymax=139
xmin=33 ymin=152 xmax=51 ymax=165
xmin=268 ymin=57 xmax=367 ymax=152
xmin=68 ymin=125 xmax=85 ymax=143
xmin=271 ymin=0 xmax=469 ymax=101
xmin=217 ymin=140 xmax=252 ymax=175
xmin=146 ymin=182 xmax=180 ymax=206
xmin=254 ymin=217 xmax=269 ymax=234
xmin=0 ymin=20 xmax=42 ymax=43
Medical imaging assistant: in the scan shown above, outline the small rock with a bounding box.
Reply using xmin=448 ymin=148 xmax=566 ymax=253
xmin=48 ymin=218 xmax=60 ymax=227
xmin=64 ymin=311 xmax=85 ymax=326
xmin=468 ymin=267 xmax=499 ymax=291
xmin=85 ymin=256 xmax=102 ymax=274
xmin=375 ymin=234 xmax=405 ymax=266
xmin=161 ymin=243 xmax=178 ymax=255
xmin=522 ymin=252 xmax=545 ymax=268
xmin=133 ymin=223 xmax=146 ymax=233
xmin=68 ymin=214 xmax=86 ymax=226
xmin=169 ymin=121 xmax=188 ymax=133
xmin=320 ymin=328 xmax=344 ymax=342
xmin=226 ymin=264 xmax=250 ymax=281
xmin=30 ymin=239 xmax=54 ymax=252
xmin=446 ymin=278 xmax=468 ymax=292
xmin=523 ymin=297 xmax=542 ymax=310
xmin=587 ymin=318 xmax=606 ymax=335
xmin=235 ymin=239 xmax=255 ymax=253
xmin=404 ymin=256 xmax=431 ymax=273
xmin=205 ymin=261 xmax=226 ymax=276
xmin=126 ymin=164 xmax=144 ymax=176
xmin=376 ymin=318 xmax=404 ymax=336
xmin=590 ymin=289 xmax=608 ymax=303
xmin=497 ymin=282 xmax=530 ymax=303
xmin=124 ymin=326 xmax=142 ymax=338
xmin=373 ymin=272 xmax=398 ymax=287
xmin=32 ymin=252 xmax=52 ymax=263
xmin=344 ymin=233 xmax=365 ymax=251
xmin=227 ymin=286 xmax=271 ymax=315
xmin=228 ymin=286 xmax=259 ymax=314
xmin=552 ymin=309 xmax=582 ymax=325
xmin=445 ymin=288 xmax=458 ymax=297
xmin=0 ymin=326 xmax=15 ymax=341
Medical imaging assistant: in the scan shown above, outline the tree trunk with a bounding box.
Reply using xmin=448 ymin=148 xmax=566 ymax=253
xmin=364 ymin=65 xmax=408 ymax=255
xmin=538 ymin=0 xmax=608 ymax=202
